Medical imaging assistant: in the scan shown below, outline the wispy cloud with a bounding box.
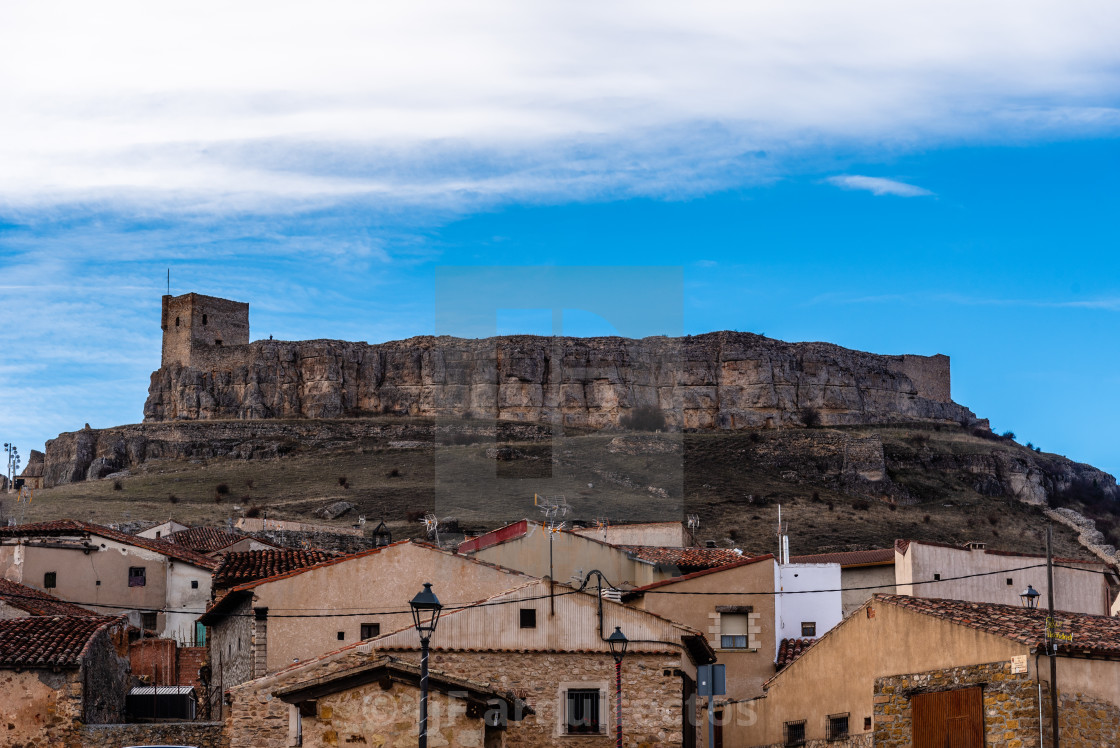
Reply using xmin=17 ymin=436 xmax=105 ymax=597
xmin=1 ymin=1 xmax=1118 ymax=213
xmin=826 ymin=175 xmax=934 ymax=197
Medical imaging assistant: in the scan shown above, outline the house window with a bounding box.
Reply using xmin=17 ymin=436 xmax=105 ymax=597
xmin=864 ymin=716 xmax=872 ymax=731
xmin=827 ymin=713 xmax=849 ymax=741
xmin=801 ymin=622 xmax=816 ymax=637
xmin=784 ymin=720 xmax=806 ymax=746
xmin=191 ymin=579 xmax=199 ymax=589
xmin=520 ymin=608 xmax=537 ymax=629
xmin=155 ymin=531 xmax=161 ymax=538
xmin=128 ymin=567 xmax=146 ymax=587
xmin=566 ymin=688 xmax=602 ymax=734
xmin=1006 ymin=578 xmax=1014 ymax=586
xmin=933 ymin=573 xmax=941 ymax=581
xmin=720 ymin=612 xmax=749 ymax=649
xmin=361 ymin=623 xmax=380 ymax=640
xmin=141 ymin=612 xmax=157 ymax=631
xmin=337 ymin=631 xmax=345 ymax=641
xmin=43 ymin=572 xmax=57 ymax=589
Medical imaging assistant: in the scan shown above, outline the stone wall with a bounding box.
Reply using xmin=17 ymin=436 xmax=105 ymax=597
xmin=162 ymin=293 xmax=250 ymax=368
xmin=79 ymin=722 xmax=228 ymax=748
xmin=1057 ymin=690 xmax=1120 ymax=746
xmin=873 ymin=660 xmax=1043 ymax=748
xmin=0 ymin=668 xmax=84 ymax=747
xmin=209 ymin=594 xmax=255 ymax=718
xmin=228 ymin=648 xmax=691 ymax=748
xmin=144 ymin=330 xmax=971 ymax=429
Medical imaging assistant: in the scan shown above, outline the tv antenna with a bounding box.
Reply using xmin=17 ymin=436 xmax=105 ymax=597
xmin=687 ymin=514 xmax=700 ymax=531
xmin=534 ymin=493 xmax=570 ymax=532
xmin=423 ymin=512 xmax=440 ymax=545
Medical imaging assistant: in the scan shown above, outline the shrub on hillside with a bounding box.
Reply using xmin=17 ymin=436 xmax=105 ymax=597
xmin=621 ymin=405 xmax=666 ymax=432
xmin=801 ymin=407 xmax=822 ymax=428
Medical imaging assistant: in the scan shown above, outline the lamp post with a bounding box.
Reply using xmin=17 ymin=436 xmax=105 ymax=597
xmin=3 ymin=443 xmax=17 ymax=494
xmin=607 ymin=626 xmax=628 ymax=748
xmin=410 ymin=582 xmax=443 ymax=748
xmin=1020 ymin=585 xmax=1041 ymax=609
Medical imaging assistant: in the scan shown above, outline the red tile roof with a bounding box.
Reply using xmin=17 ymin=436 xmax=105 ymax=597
xmin=0 ymin=520 xmax=220 ymax=570
xmin=788 ymin=548 xmax=895 ymax=567
xmin=165 ymin=526 xmax=264 ymax=554
xmin=0 ymin=615 xmax=124 ymax=668
xmin=617 ymin=545 xmax=746 ymax=572
xmin=212 ymin=549 xmax=337 ymax=589
xmin=876 ymin=594 xmax=1120 ymax=657
xmin=0 ymin=579 xmax=98 ymax=617
xmin=776 ymin=638 xmax=815 ymax=669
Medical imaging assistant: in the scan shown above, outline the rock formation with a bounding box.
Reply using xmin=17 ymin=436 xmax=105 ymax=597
xmin=143 ymin=331 xmax=979 ymax=430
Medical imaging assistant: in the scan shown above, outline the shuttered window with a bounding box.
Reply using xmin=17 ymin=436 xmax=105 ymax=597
xmin=720 ymin=613 xmax=749 ymax=649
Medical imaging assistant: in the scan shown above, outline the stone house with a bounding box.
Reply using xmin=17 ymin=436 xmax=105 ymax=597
xmin=136 ymin=519 xmax=191 ymax=540
xmin=728 ymin=594 xmax=1120 ymax=747
xmin=227 ymin=578 xmax=714 ymax=747
xmin=0 ymin=614 xmax=131 ymax=744
xmin=622 ymin=555 xmax=842 ymax=705
xmin=230 ymin=654 xmax=530 ymax=748
xmin=0 ymin=519 xmax=219 ymax=642
xmin=460 ymin=519 xmax=747 ymax=589
xmin=199 ymin=540 xmax=534 ymax=714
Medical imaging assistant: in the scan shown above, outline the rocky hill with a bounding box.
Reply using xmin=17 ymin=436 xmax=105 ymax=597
xmin=143 ymin=332 xmax=979 ymax=429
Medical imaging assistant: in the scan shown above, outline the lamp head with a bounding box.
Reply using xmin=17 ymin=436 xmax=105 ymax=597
xmin=1020 ymin=584 xmax=1041 ymax=609
xmin=410 ymin=582 xmax=443 ymax=639
xmin=607 ymin=626 xmax=629 ymax=663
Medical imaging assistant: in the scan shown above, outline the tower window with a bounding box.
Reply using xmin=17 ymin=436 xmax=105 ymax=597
xmin=175 ymin=317 xmax=180 ymax=327
xmin=202 ymin=314 xmax=208 ymax=325
xmin=215 ymin=339 xmax=222 ymax=346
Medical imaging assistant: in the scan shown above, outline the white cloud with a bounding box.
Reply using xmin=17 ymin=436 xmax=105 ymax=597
xmin=826 ymin=175 xmax=934 ymax=197
xmin=0 ymin=0 xmax=1118 ymax=211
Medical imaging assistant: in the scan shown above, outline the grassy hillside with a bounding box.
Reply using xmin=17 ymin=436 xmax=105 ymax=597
xmin=8 ymin=420 xmax=1113 ymax=561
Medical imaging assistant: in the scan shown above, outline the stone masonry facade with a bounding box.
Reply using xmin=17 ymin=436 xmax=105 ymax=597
xmin=873 ymin=660 xmax=1042 ymax=748
xmin=1057 ymin=690 xmax=1120 ymax=746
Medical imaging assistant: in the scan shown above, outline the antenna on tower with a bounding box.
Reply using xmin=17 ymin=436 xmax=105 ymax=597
xmin=777 ymin=504 xmax=790 ymax=564
xmin=687 ymin=514 xmax=700 ymax=531
xmin=167 ymin=268 xmax=170 ymax=296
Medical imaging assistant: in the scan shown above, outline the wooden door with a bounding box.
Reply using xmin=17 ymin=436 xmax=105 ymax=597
xmin=912 ymin=686 xmax=984 ymax=748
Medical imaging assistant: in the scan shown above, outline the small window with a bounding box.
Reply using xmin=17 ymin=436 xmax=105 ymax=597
xmin=141 ymin=612 xmax=157 ymax=631
xmin=720 ymin=612 xmax=749 ymax=649
xmin=801 ymin=622 xmax=816 ymax=637
xmin=191 ymin=579 xmax=199 ymax=589
xmin=202 ymin=314 xmax=208 ymax=325
xmin=784 ymin=720 xmax=806 ymax=746
xmin=827 ymin=713 xmax=849 ymax=741
xmin=864 ymin=716 xmax=872 ymax=731
xmin=43 ymin=572 xmax=57 ymax=589
xmin=1006 ymin=577 xmax=1014 ymax=586
xmin=520 ymin=608 xmax=537 ymax=629
xmin=933 ymin=573 xmax=941 ymax=581
xmin=566 ymin=689 xmax=601 ymax=734
xmin=175 ymin=317 xmax=180 ymax=327
xmin=128 ymin=567 xmax=146 ymax=587
xmin=155 ymin=531 xmax=161 ymax=538
xmin=337 ymin=631 xmax=345 ymax=641
xmin=361 ymin=623 xmax=380 ymax=640
xmin=215 ymin=339 xmax=222 ymax=346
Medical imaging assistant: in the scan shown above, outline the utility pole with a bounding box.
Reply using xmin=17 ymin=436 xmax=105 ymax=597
xmin=1046 ymin=524 xmax=1060 ymax=748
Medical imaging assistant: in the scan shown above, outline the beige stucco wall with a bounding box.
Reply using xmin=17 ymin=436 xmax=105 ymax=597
xmin=729 ymin=601 xmax=1029 ymax=746
xmin=896 ymin=544 xmax=1111 ymax=615
xmin=0 ymin=534 xmax=211 ymax=641
xmin=839 ymin=564 xmax=895 ymax=617
xmin=573 ymin=522 xmax=690 ymax=548
xmin=472 ymin=531 xmax=661 ymax=588
xmin=629 ymin=558 xmax=777 ymax=702
xmin=250 ymin=542 xmax=533 ymax=673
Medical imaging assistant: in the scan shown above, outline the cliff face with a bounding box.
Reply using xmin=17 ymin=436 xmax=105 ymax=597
xmin=143 ymin=332 xmax=977 ymax=429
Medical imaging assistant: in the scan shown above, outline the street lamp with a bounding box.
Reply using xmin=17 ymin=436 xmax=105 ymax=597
xmin=607 ymin=626 xmax=629 ymax=748
xmin=410 ymin=583 xmax=443 ymax=748
xmin=1020 ymin=585 xmax=1041 ymax=609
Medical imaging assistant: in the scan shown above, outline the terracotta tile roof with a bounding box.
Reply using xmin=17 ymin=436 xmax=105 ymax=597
xmin=776 ymin=638 xmax=815 ymax=669
xmin=0 ymin=520 xmax=221 ymax=570
xmin=0 ymin=579 xmax=98 ymax=617
xmin=165 ymin=526 xmax=263 ymax=554
xmin=617 ymin=545 xmax=746 ymax=572
xmin=788 ymin=548 xmax=895 ymax=567
xmin=0 ymin=615 xmax=123 ymax=668
xmin=877 ymin=594 xmax=1120 ymax=657
xmin=212 ymin=549 xmax=337 ymax=589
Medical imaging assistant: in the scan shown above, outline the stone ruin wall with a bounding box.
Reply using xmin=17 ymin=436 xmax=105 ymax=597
xmin=144 ymin=324 xmax=973 ymax=432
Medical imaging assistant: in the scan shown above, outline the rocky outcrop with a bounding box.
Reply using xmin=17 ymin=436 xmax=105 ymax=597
xmin=143 ymin=332 xmax=977 ymax=430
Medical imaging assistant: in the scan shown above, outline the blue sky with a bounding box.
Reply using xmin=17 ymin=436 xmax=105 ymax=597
xmin=1 ymin=1 xmax=1118 ymax=478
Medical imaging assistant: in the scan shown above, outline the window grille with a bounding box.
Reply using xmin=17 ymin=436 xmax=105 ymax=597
xmin=827 ymin=713 xmax=850 ymax=741
xmin=566 ymin=689 xmax=601 ymax=734
xmin=128 ymin=567 xmax=146 ymax=587
xmin=801 ymin=621 xmax=816 ymax=637
xmin=141 ymin=612 xmax=157 ymax=631
xmin=361 ymin=623 xmax=380 ymax=640
xmin=784 ymin=720 xmax=806 ymax=746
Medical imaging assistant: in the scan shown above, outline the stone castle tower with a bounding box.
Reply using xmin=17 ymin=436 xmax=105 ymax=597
xmin=160 ymin=293 xmax=249 ymax=367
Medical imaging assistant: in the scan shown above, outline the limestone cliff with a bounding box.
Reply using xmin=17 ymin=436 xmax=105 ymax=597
xmin=143 ymin=332 xmax=978 ymax=429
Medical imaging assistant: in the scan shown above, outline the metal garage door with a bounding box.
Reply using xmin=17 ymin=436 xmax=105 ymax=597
xmin=911 ymin=686 xmax=984 ymax=748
